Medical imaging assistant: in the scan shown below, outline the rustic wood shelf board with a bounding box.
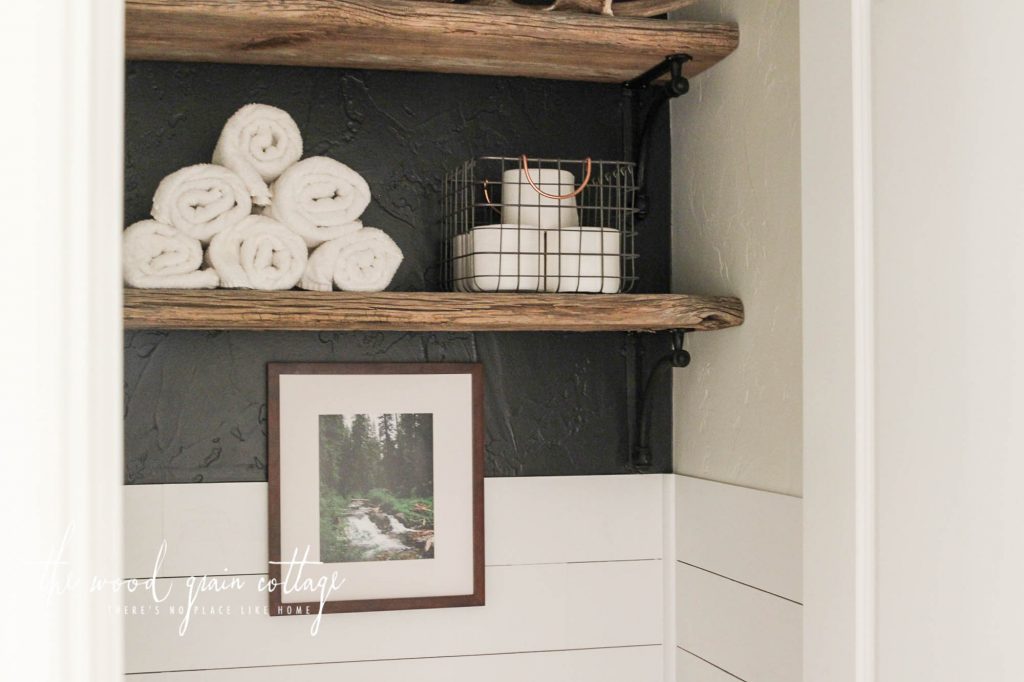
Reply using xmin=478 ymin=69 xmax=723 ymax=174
xmin=123 ymin=290 xmax=744 ymax=332
xmin=125 ymin=0 xmax=738 ymax=83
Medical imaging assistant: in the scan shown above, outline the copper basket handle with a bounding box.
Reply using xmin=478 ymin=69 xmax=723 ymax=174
xmin=519 ymin=155 xmax=592 ymax=200
xmin=482 ymin=179 xmax=501 ymax=215
xmin=482 ymin=157 xmax=593 ymax=211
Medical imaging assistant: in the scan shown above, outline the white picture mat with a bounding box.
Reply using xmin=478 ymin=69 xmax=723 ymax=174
xmin=278 ymin=372 xmax=475 ymax=602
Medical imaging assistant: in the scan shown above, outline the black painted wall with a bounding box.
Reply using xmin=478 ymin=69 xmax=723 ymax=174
xmin=124 ymin=61 xmax=673 ymax=484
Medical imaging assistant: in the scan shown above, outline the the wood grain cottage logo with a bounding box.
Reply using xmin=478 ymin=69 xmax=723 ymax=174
xmin=33 ymin=525 xmax=345 ymax=636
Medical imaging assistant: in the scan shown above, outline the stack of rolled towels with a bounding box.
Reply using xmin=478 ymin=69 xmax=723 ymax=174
xmin=123 ymin=103 xmax=404 ymax=292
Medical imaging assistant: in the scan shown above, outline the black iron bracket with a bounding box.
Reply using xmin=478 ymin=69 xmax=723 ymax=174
xmin=621 ymin=54 xmax=692 ymax=219
xmin=624 ymin=53 xmax=692 ymax=96
xmin=626 ymin=329 xmax=691 ymax=471
xmin=620 ymin=55 xmax=694 ymax=472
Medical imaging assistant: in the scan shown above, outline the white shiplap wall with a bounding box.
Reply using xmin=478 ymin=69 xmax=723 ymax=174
xmin=675 ymin=476 xmax=802 ymax=682
xmin=122 ymin=474 xmax=803 ymax=681
xmin=123 ymin=475 xmax=666 ymax=680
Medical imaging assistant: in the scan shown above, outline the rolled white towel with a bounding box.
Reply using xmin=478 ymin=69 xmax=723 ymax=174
xmin=212 ymin=104 xmax=303 ymax=206
xmin=300 ymin=228 xmax=403 ymax=292
xmin=265 ymin=156 xmax=370 ymax=247
xmin=207 ymin=215 xmax=308 ymax=290
xmin=123 ymin=220 xmax=219 ymax=289
xmin=151 ymin=164 xmax=251 ymax=243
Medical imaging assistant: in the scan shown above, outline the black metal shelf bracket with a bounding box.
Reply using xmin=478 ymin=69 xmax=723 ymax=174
xmin=621 ymin=53 xmax=692 ymax=169
xmin=622 ymin=54 xmax=692 ymax=221
xmin=620 ymin=55 xmax=694 ymax=472
xmin=627 ymin=329 xmax=692 ymax=471
xmin=624 ymin=53 xmax=692 ymax=97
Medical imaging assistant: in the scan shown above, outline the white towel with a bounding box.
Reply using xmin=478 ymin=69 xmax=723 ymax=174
xmin=300 ymin=228 xmax=403 ymax=292
xmin=207 ymin=215 xmax=308 ymax=290
xmin=123 ymin=220 xmax=219 ymax=289
xmin=265 ymin=156 xmax=370 ymax=247
xmin=212 ymin=104 xmax=303 ymax=206
xmin=151 ymin=164 xmax=251 ymax=243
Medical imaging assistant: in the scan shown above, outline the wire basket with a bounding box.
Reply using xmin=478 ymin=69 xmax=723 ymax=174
xmin=441 ymin=156 xmax=639 ymax=293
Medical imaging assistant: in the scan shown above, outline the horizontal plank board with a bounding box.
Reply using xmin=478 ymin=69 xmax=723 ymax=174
xmin=126 ymin=0 xmax=738 ymax=84
xmin=676 ymin=562 xmax=801 ymax=682
xmin=675 ymin=476 xmax=802 ymax=602
xmin=124 ymin=475 xmax=664 ymax=578
xmin=677 ymin=647 xmax=742 ymax=682
xmin=122 ymin=290 xmax=744 ymax=332
xmin=488 ymin=475 xmax=664 ymax=565
xmin=124 ymin=485 xmax=166 ymax=580
xmin=125 ymin=560 xmax=663 ymax=673
xmin=128 ymin=645 xmax=662 ymax=681
xmin=124 ymin=483 xmax=267 ymax=578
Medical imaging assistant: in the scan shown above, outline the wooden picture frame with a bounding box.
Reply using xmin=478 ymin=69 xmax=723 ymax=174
xmin=268 ymin=362 xmax=484 ymax=615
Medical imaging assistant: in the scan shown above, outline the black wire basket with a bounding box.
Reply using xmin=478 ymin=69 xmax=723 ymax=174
xmin=441 ymin=156 xmax=639 ymax=293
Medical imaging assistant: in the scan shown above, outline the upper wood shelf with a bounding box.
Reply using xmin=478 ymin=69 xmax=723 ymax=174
xmin=123 ymin=290 xmax=744 ymax=332
xmin=125 ymin=0 xmax=739 ymax=83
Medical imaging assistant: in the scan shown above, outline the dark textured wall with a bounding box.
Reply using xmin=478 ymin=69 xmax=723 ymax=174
xmin=124 ymin=61 xmax=673 ymax=484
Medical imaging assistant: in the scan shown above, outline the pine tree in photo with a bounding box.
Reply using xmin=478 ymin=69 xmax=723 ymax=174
xmin=347 ymin=413 xmax=379 ymax=496
xmin=379 ymin=413 xmax=399 ymax=493
xmin=319 ymin=414 xmax=351 ymax=494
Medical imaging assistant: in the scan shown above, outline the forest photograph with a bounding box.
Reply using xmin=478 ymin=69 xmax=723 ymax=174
xmin=319 ymin=413 xmax=435 ymax=563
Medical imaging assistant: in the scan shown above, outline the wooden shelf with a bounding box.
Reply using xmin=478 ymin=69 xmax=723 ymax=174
xmin=123 ymin=290 xmax=744 ymax=332
xmin=125 ymin=0 xmax=738 ymax=84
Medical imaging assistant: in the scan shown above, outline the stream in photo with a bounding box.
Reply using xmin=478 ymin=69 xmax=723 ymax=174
xmin=335 ymin=498 xmax=434 ymax=561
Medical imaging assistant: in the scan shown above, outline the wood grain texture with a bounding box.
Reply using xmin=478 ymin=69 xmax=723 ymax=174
xmin=125 ymin=0 xmax=738 ymax=83
xmin=123 ymin=290 xmax=745 ymax=332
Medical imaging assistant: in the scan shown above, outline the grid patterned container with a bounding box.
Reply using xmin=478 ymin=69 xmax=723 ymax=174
xmin=441 ymin=156 xmax=639 ymax=293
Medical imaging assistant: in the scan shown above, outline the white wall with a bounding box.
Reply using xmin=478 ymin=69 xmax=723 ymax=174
xmin=674 ymin=476 xmax=802 ymax=682
xmin=871 ymin=1 xmax=1024 ymax=679
xmin=802 ymin=0 xmax=1024 ymax=678
xmin=670 ymin=0 xmax=803 ymax=496
xmin=122 ymin=475 xmax=807 ymax=681
xmin=668 ymin=4 xmax=804 ymax=678
xmin=122 ymin=476 xmax=668 ymax=680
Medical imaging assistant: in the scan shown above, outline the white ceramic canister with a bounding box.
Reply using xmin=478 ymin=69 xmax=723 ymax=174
xmin=500 ymin=168 xmax=581 ymax=230
xmin=544 ymin=226 xmax=622 ymax=294
xmin=466 ymin=224 xmax=543 ymax=292
xmin=451 ymin=233 xmax=471 ymax=291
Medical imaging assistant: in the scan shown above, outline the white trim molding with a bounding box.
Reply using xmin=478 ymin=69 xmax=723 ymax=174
xmin=0 ymin=1 xmax=125 ymax=679
xmin=800 ymin=0 xmax=876 ymax=681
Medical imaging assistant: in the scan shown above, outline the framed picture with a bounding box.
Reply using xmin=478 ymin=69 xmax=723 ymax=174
xmin=267 ymin=363 xmax=484 ymax=614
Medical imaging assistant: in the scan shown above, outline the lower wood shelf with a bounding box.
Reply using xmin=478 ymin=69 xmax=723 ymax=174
xmin=123 ymin=290 xmax=744 ymax=333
